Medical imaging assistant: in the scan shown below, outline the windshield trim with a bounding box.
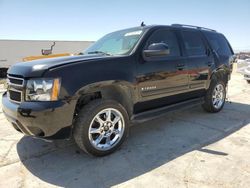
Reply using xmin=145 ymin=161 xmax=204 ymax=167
xmin=128 ymin=28 xmax=149 ymax=56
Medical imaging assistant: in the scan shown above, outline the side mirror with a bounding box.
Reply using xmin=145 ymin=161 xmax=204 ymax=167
xmin=143 ymin=43 xmax=170 ymax=59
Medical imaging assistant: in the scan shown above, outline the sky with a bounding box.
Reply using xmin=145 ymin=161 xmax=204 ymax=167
xmin=0 ymin=0 xmax=250 ymax=51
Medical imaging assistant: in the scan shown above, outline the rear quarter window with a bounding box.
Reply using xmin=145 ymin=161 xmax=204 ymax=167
xmin=181 ymin=30 xmax=206 ymax=56
xmin=203 ymin=32 xmax=233 ymax=56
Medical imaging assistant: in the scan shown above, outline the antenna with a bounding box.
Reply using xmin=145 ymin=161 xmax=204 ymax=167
xmin=141 ymin=21 xmax=146 ymax=27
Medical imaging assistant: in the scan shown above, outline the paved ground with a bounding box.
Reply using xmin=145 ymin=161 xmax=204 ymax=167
xmin=0 ymin=72 xmax=250 ymax=188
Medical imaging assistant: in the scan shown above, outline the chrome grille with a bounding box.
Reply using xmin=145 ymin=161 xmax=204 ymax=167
xmin=7 ymin=75 xmax=24 ymax=103
xmin=7 ymin=75 xmax=24 ymax=86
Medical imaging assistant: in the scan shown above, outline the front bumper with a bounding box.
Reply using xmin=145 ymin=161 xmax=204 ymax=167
xmin=2 ymin=92 xmax=77 ymax=139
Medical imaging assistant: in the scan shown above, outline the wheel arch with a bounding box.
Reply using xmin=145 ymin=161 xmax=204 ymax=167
xmin=212 ymin=68 xmax=228 ymax=80
xmin=208 ymin=66 xmax=230 ymax=89
xmin=73 ymin=81 xmax=135 ymax=120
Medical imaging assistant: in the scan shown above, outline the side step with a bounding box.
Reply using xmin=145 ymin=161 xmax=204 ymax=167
xmin=131 ymin=98 xmax=203 ymax=124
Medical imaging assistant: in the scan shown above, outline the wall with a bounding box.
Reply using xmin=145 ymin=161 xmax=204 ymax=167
xmin=0 ymin=40 xmax=94 ymax=68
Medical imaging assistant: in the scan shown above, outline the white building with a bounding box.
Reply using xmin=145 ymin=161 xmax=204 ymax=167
xmin=0 ymin=40 xmax=94 ymax=77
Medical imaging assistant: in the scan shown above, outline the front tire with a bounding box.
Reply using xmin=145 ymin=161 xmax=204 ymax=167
xmin=202 ymin=78 xmax=226 ymax=113
xmin=247 ymin=80 xmax=250 ymax=84
xmin=73 ymin=99 xmax=129 ymax=156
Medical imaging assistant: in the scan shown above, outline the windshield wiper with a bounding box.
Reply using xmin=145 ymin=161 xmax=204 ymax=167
xmin=87 ymin=51 xmax=112 ymax=56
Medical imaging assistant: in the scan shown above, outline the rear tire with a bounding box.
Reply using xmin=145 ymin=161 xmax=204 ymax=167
xmin=73 ymin=99 xmax=129 ymax=156
xmin=247 ymin=80 xmax=250 ymax=84
xmin=202 ymin=77 xmax=226 ymax=113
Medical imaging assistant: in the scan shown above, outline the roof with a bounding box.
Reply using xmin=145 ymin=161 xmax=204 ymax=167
xmin=170 ymin=24 xmax=217 ymax=32
xmin=138 ymin=24 xmax=217 ymax=33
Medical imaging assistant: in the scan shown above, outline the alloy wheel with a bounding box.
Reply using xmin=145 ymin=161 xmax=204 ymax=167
xmin=212 ymin=83 xmax=225 ymax=109
xmin=88 ymin=108 xmax=125 ymax=151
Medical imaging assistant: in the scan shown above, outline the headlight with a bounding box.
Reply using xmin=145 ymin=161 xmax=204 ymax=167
xmin=26 ymin=78 xmax=61 ymax=101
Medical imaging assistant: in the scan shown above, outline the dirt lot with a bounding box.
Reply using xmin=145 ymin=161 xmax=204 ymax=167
xmin=0 ymin=72 xmax=250 ymax=188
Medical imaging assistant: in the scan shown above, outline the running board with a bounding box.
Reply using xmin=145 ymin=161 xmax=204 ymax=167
xmin=131 ymin=98 xmax=203 ymax=124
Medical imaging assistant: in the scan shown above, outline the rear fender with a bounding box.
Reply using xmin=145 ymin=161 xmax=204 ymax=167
xmin=207 ymin=66 xmax=230 ymax=89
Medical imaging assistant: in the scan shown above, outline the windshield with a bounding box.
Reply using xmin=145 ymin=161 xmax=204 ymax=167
xmin=84 ymin=28 xmax=143 ymax=56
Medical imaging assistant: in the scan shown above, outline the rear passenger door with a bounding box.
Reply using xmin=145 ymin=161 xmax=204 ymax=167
xmin=180 ymin=30 xmax=213 ymax=91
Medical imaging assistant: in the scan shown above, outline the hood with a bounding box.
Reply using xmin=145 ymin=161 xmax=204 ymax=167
xmin=7 ymin=54 xmax=112 ymax=78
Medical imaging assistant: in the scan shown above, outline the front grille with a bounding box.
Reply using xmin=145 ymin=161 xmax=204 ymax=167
xmin=8 ymin=90 xmax=22 ymax=102
xmin=7 ymin=75 xmax=24 ymax=103
xmin=8 ymin=77 xmax=23 ymax=85
xmin=7 ymin=75 xmax=24 ymax=86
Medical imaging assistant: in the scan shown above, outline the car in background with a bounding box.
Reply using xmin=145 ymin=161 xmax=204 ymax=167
xmin=244 ymin=64 xmax=250 ymax=84
xmin=237 ymin=58 xmax=250 ymax=83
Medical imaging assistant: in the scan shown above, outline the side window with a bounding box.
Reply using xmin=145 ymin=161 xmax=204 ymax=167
xmin=146 ymin=29 xmax=180 ymax=57
xmin=204 ymin=32 xmax=233 ymax=56
xmin=182 ymin=31 xmax=206 ymax=56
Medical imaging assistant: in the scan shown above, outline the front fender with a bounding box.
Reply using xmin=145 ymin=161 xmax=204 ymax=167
xmin=74 ymin=80 xmax=137 ymax=117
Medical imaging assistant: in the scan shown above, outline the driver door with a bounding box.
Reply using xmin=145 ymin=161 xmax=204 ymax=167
xmin=135 ymin=28 xmax=189 ymax=113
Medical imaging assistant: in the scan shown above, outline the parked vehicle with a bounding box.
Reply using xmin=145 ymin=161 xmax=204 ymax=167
xmin=2 ymin=24 xmax=234 ymax=156
xmin=244 ymin=65 xmax=250 ymax=84
xmin=237 ymin=59 xmax=249 ymax=73
xmin=237 ymin=59 xmax=250 ymax=83
xmin=0 ymin=58 xmax=9 ymax=78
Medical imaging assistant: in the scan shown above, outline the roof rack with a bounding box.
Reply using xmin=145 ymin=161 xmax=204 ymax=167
xmin=171 ymin=24 xmax=216 ymax=32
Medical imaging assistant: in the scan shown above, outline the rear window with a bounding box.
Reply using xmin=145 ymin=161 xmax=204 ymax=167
xmin=203 ymin=32 xmax=233 ymax=56
xmin=181 ymin=30 xmax=206 ymax=56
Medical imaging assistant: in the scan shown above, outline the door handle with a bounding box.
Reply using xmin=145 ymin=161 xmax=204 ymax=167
xmin=176 ymin=64 xmax=185 ymax=70
xmin=207 ymin=62 xmax=213 ymax=67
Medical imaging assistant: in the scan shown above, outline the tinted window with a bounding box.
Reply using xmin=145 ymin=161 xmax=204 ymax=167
xmin=182 ymin=31 xmax=206 ymax=56
xmin=204 ymin=32 xmax=233 ymax=56
xmin=146 ymin=29 xmax=180 ymax=57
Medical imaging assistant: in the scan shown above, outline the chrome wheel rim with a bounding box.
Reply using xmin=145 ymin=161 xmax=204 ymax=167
xmin=88 ymin=108 xmax=125 ymax=151
xmin=212 ymin=83 xmax=225 ymax=109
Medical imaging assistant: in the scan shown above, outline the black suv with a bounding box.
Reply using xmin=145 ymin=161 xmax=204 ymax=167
xmin=2 ymin=24 xmax=234 ymax=156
